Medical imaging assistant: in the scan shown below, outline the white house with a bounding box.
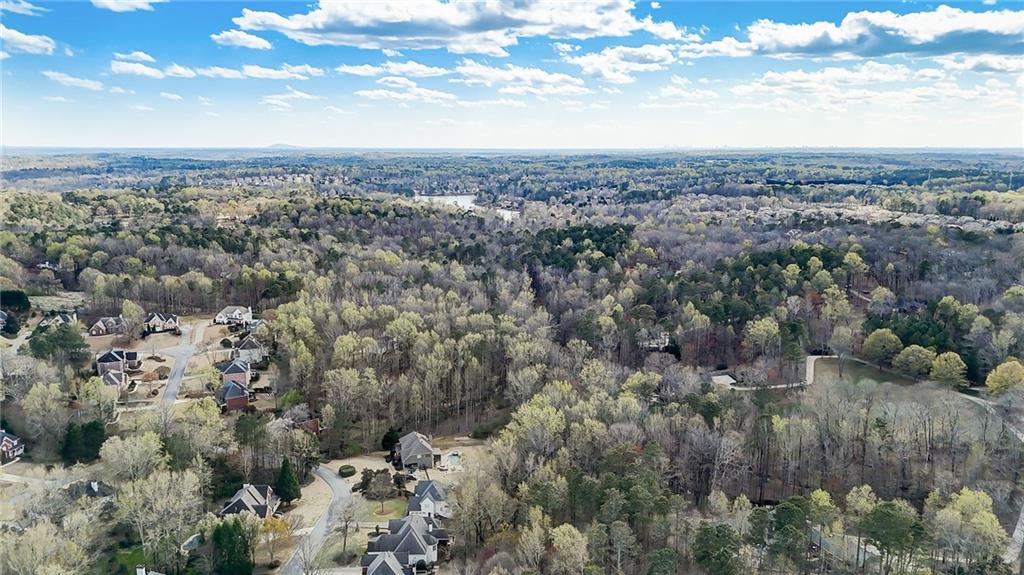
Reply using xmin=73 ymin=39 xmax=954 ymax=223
xmin=407 ymin=481 xmax=451 ymax=519
xmin=214 ymin=306 xmax=253 ymax=325
xmin=144 ymin=312 xmax=179 ymax=333
xmin=234 ymin=334 xmax=267 ymax=364
xmin=89 ymin=315 xmax=128 ymax=336
xmin=39 ymin=311 xmax=78 ymax=328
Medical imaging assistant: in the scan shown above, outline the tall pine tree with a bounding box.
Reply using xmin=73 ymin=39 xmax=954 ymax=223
xmin=275 ymin=458 xmax=301 ymax=504
xmin=212 ymin=518 xmax=253 ymax=575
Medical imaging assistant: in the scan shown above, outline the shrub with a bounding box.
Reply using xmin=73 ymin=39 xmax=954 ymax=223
xmin=339 ymin=465 xmax=356 ymax=478
xmin=220 ymin=338 xmax=233 ymax=348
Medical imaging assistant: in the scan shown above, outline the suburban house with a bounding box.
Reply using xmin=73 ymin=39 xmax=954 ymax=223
xmin=365 ymin=515 xmax=443 ymax=569
xmin=0 ymin=429 xmax=25 ymax=463
xmin=216 ymin=380 xmax=254 ymax=412
xmin=219 ymin=358 xmax=251 ymax=387
xmin=359 ymin=551 xmax=413 ymax=575
xmin=144 ymin=312 xmax=179 ymax=333
xmin=234 ymin=334 xmax=267 ymax=364
xmin=398 ymin=431 xmax=441 ymax=470
xmin=407 ymin=481 xmax=451 ymax=520
xmin=215 ymin=306 xmax=254 ymax=325
xmin=221 ymin=484 xmax=280 ymax=519
xmin=102 ymin=370 xmax=127 ymax=389
xmin=89 ymin=315 xmax=128 ymax=336
xmin=39 ymin=311 xmax=78 ymax=328
xmin=96 ymin=349 xmax=142 ymax=376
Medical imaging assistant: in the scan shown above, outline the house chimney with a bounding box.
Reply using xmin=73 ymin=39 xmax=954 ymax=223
xmin=136 ymin=566 xmax=147 ymax=575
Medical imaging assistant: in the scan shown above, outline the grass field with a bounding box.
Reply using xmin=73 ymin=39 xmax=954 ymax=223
xmin=813 ymin=357 xmax=917 ymax=386
xmin=90 ymin=544 xmax=143 ymax=575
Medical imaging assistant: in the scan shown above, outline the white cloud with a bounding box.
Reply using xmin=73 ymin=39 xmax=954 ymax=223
xmin=109 ymin=86 xmax=133 ymax=94
xmin=335 ymin=64 xmax=383 ymax=76
xmin=677 ymin=37 xmax=753 ymax=58
xmin=165 ymin=63 xmax=197 ymax=78
xmin=42 ymin=70 xmax=103 ymax=90
xmin=356 ymin=76 xmax=458 ymax=105
xmin=92 ymin=0 xmax=166 ymax=12
xmin=43 ymin=95 xmax=72 ymax=102
xmin=160 ymin=92 xmax=182 ymax=100
xmin=64 ymin=46 xmax=74 ymax=56
xmin=650 ymin=1 xmax=661 ymax=9
xmin=131 ymin=104 xmax=154 ymax=111
xmin=1 ymin=0 xmax=47 ymax=15
xmin=454 ymin=59 xmax=590 ymax=96
xmin=914 ymin=68 xmax=946 ymax=81
xmin=562 ymin=99 xmax=610 ymax=112
xmin=205 ymin=111 xmax=221 ymax=118
xmin=196 ymin=66 xmax=245 ymax=79
xmin=324 ymin=105 xmax=348 ymax=115
xmin=336 ymin=60 xmax=449 ymax=78
xmin=241 ymin=63 xmax=324 ymax=80
xmin=679 ymin=6 xmax=1024 ymax=60
xmin=0 ymin=23 xmax=56 ymax=55
xmin=0 ymin=51 xmax=8 ymax=60
xmin=233 ymin=0 xmax=687 ymax=57
xmin=114 ymin=50 xmax=155 ymax=62
xmin=382 ymin=48 xmax=402 ymax=57
xmin=456 ymin=98 xmax=527 ymax=108
xmin=198 ymin=96 xmax=213 ymax=106
xmin=564 ymin=44 xmax=676 ymax=83
xmin=733 ymin=62 xmax=912 ymax=97
xmin=211 ymin=29 xmax=272 ymax=50
xmin=642 ymin=75 xmax=719 ymax=107
xmin=262 ymin=85 xmax=320 ymax=109
xmin=731 ymin=62 xmax=1016 ymax=111
xmin=553 ymin=42 xmax=579 ymax=54
xmin=111 ymin=60 xmax=164 ymax=78
xmin=935 ymin=54 xmax=1024 ymax=73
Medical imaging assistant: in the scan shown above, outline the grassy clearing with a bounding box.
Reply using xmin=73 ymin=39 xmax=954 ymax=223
xmin=90 ymin=544 xmax=144 ymax=575
xmin=813 ymin=357 xmax=916 ymax=387
xmin=316 ymin=529 xmax=369 ymax=567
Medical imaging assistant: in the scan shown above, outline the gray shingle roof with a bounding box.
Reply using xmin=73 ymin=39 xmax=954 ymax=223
xmin=219 ymin=358 xmax=250 ymax=375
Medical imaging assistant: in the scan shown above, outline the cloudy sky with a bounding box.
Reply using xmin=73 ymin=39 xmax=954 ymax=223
xmin=2 ymin=0 xmax=1022 ymax=148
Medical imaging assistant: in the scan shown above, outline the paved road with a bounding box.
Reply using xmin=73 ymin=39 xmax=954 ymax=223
xmin=279 ymin=464 xmax=353 ymax=575
xmin=161 ymin=322 xmax=205 ymax=403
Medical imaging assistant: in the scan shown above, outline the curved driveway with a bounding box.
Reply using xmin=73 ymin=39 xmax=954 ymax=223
xmin=279 ymin=464 xmax=353 ymax=575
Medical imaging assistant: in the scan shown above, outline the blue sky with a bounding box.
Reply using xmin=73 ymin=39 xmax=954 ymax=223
xmin=2 ymin=0 xmax=1022 ymax=148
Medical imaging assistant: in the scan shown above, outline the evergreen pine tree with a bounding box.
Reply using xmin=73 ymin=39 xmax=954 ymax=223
xmin=80 ymin=420 xmax=106 ymax=461
xmin=275 ymin=458 xmax=301 ymax=504
xmin=61 ymin=422 xmax=83 ymax=464
xmin=212 ymin=518 xmax=253 ymax=575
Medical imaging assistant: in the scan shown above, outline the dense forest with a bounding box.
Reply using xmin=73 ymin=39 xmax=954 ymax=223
xmin=1 ymin=151 xmax=1023 ymax=575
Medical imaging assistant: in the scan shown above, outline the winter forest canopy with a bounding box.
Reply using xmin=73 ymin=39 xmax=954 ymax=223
xmin=1 ymin=150 xmax=1024 ymax=575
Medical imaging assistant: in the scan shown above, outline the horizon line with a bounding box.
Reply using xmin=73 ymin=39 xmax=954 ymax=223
xmin=4 ymin=145 xmax=1023 ymax=154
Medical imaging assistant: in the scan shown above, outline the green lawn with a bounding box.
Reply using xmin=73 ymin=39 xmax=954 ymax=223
xmin=317 ymin=529 xmax=369 ymax=567
xmin=813 ymin=357 xmax=916 ymax=387
xmin=91 ymin=545 xmax=144 ymax=575
xmin=363 ymin=496 xmax=407 ymax=521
